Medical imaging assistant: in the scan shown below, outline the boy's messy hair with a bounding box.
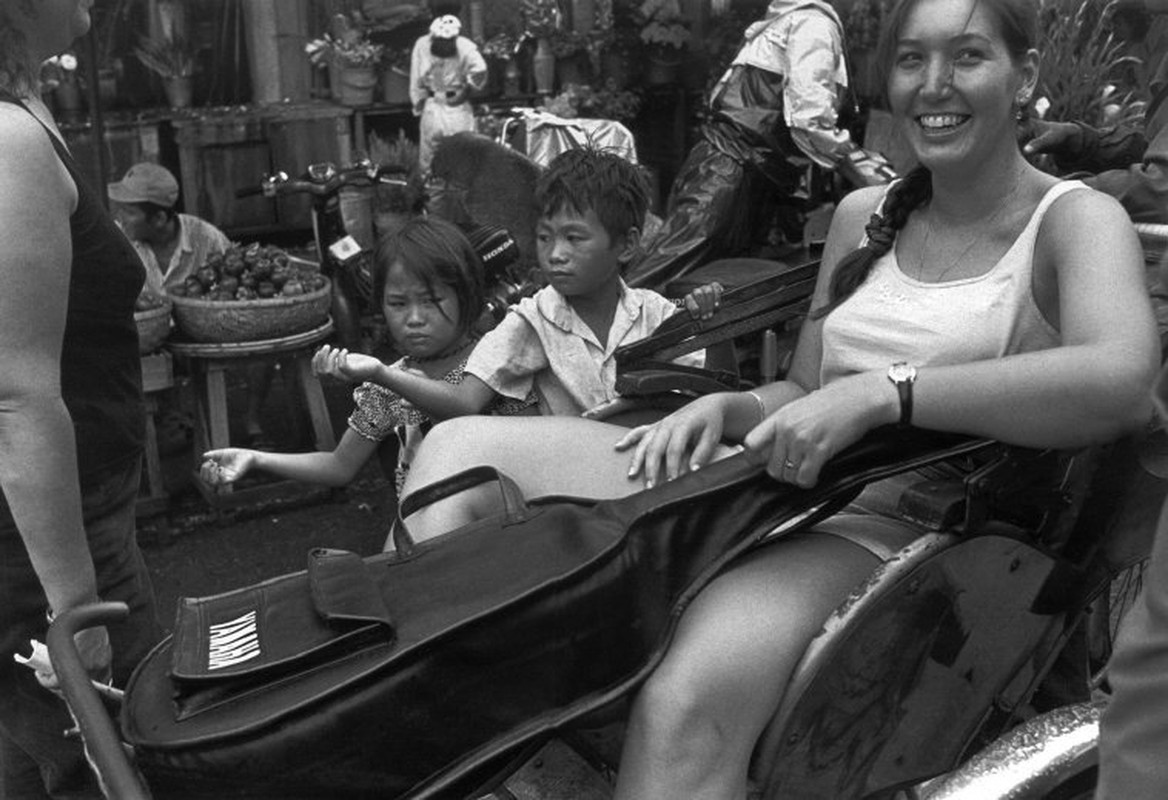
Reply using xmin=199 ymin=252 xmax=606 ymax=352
xmin=535 ymin=148 xmax=650 ymax=244
xmin=375 ymin=216 xmax=485 ymax=337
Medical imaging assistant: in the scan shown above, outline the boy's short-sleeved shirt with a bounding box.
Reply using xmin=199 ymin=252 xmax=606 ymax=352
xmin=465 ymin=281 xmax=704 ymax=416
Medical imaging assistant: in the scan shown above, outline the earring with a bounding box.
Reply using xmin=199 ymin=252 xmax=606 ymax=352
xmin=1014 ymin=93 xmax=1031 ymax=122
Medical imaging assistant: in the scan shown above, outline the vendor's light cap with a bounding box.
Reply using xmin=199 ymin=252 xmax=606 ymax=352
xmin=107 ymin=162 xmax=179 ymax=207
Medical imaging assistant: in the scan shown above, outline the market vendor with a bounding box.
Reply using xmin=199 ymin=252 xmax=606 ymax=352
xmin=625 ymin=0 xmax=895 ymax=291
xmin=108 ymin=162 xmax=232 ymax=302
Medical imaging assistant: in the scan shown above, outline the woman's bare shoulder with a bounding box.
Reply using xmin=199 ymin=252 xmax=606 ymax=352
xmin=1039 ymin=181 xmax=1139 ymax=253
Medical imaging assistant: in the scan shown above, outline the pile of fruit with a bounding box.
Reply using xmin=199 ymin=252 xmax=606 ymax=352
xmin=168 ymin=243 xmax=328 ymax=302
xmin=134 ymin=292 xmax=169 ymax=312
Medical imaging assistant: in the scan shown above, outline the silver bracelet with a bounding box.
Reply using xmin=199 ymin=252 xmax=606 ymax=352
xmin=746 ymin=390 xmax=767 ymax=423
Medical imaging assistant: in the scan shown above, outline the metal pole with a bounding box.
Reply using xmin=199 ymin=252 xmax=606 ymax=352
xmin=80 ymin=22 xmax=110 ymax=207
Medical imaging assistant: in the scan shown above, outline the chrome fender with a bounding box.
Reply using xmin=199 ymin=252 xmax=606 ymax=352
xmin=918 ymin=702 xmax=1100 ymax=800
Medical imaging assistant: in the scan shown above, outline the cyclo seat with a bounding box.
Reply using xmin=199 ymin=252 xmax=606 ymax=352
xmin=746 ymin=439 xmax=1133 ymax=799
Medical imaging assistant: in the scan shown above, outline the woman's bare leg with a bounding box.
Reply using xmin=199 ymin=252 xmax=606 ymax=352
xmin=397 ymin=416 xmax=646 ymax=543
xmin=613 ymin=534 xmax=881 ymax=800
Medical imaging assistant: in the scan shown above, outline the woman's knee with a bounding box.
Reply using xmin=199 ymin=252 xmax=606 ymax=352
xmin=631 ymin=659 xmax=736 ymax=760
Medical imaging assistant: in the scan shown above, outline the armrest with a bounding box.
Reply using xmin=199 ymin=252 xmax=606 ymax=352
xmin=616 ymin=261 xmax=819 ymax=369
xmin=615 ymin=363 xmax=741 ymax=397
xmin=47 ymin=603 xmax=151 ymax=800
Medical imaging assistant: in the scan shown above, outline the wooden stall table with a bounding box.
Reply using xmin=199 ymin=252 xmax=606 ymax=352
xmin=166 ymin=319 xmax=337 ymax=510
xmin=137 ymin=350 xmax=174 ymax=524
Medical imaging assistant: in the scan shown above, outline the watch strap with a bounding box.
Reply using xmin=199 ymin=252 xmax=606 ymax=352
xmin=896 ymin=378 xmax=913 ymax=427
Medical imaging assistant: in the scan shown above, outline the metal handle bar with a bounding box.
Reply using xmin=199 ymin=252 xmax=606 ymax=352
xmin=235 ymin=161 xmax=410 ymax=200
xmin=46 ymin=602 xmax=150 ymax=800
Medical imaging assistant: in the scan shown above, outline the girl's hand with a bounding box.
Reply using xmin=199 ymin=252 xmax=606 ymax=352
xmin=744 ymin=373 xmax=892 ymax=488
xmin=312 ymin=345 xmax=382 ymax=383
xmin=683 ymin=282 xmax=724 ymax=320
xmin=200 ymin=448 xmax=257 ymax=486
xmin=614 ymin=393 xmax=732 ymax=488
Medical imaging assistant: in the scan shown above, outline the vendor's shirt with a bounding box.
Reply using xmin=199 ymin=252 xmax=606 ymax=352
xmin=466 ymin=282 xmax=704 ymax=416
xmin=133 ymin=213 xmax=232 ymax=301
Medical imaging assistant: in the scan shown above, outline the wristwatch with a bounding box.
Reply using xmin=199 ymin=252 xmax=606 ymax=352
xmin=887 ymin=362 xmax=918 ymax=427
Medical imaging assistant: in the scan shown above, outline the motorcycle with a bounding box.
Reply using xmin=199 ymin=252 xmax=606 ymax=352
xmin=237 ymin=159 xmax=414 ymax=352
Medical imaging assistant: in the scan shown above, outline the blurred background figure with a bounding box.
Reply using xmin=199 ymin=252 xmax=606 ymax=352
xmin=625 ymin=0 xmax=894 ymax=291
xmin=410 ymin=1 xmax=488 ymax=175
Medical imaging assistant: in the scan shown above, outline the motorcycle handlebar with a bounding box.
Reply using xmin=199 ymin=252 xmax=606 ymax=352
xmin=46 ymin=602 xmax=151 ymax=800
xmin=235 ymin=163 xmax=411 ymax=200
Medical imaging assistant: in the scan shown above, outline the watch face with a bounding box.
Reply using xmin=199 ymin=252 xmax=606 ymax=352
xmin=889 ymin=362 xmax=917 ymax=382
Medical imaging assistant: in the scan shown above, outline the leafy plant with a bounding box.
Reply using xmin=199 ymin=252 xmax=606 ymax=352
xmin=1036 ymin=0 xmax=1147 ymax=129
xmin=522 ymin=0 xmax=561 ymax=40
xmin=844 ymin=0 xmax=888 ymax=53
xmin=541 ymin=80 xmax=643 ymax=120
xmin=382 ymin=44 xmax=411 ymax=74
xmin=482 ymin=30 xmax=521 ymax=61
xmin=305 ymin=33 xmax=386 ymax=69
xmin=134 ymin=34 xmax=195 ymax=79
xmin=637 ymin=0 xmax=691 ymax=51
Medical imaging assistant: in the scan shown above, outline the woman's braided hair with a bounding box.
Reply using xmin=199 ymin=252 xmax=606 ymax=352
xmin=811 ymin=165 xmax=932 ymax=318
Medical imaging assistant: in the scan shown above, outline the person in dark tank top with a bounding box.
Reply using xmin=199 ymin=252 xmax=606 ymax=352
xmin=0 ymin=2 xmax=161 ymax=797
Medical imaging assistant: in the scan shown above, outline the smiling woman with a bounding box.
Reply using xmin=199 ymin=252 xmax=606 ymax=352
xmin=381 ymin=0 xmax=1160 ymax=797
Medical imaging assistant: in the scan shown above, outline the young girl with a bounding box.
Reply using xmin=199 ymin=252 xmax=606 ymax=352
xmin=410 ymin=3 xmax=488 ymax=174
xmin=199 ymin=216 xmax=533 ymax=499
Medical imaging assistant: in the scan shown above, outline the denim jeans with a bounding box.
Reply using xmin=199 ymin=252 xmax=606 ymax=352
xmin=0 ymin=458 xmax=160 ymax=799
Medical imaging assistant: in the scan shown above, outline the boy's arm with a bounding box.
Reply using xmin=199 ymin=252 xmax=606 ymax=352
xmin=681 ymin=282 xmax=723 ymax=320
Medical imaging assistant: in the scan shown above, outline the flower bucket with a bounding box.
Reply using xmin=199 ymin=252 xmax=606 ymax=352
xmin=339 ymin=65 xmax=377 ymax=107
xmin=645 ymin=49 xmax=682 ymax=86
xmin=164 ymin=76 xmax=192 ymax=109
xmin=381 ymin=67 xmax=410 ymax=105
xmin=533 ymin=38 xmax=555 ymax=95
xmin=54 ymin=80 xmax=83 ymax=116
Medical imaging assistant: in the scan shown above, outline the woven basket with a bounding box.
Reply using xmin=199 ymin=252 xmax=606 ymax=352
xmin=167 ymin=279 xmax=332 ymax=344
xmin=135 ymin=302 xmax=173 ymax=354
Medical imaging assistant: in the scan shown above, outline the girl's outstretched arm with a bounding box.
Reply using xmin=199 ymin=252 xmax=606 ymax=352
xmin=201 ymin=429 xmax=378 ymax=488
xmin=312 ymin=345 xmax=498 ymax=420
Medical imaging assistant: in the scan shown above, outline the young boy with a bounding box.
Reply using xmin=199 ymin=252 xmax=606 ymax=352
xmin=314 ymin=147 xmax=721 ymax=418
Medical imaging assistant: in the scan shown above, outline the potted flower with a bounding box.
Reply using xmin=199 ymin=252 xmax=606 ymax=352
xmin=637 ymin=0 xmax=691 ymax=85
xmin=40 ymin=53 xmax=82 ymax=115
xmin=482 ymin=29 xmax=522 ymax=97
xmin=306 ymin=28 xmax=385 ymax=106
xmin=134 ymin=33 xmax=196 ymax=108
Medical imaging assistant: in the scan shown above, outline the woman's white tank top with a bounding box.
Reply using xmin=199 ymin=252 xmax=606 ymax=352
xmin=819 ymin=180 xmax=1084 ymax=386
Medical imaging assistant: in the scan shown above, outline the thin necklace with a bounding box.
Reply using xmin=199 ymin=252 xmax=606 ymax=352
xmin=915 ymin=175 xmax=1023 ymax=282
